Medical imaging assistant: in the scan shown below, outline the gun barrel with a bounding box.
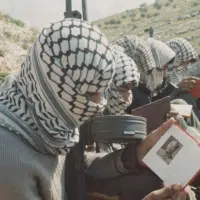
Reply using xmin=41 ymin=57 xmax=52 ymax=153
xmin=82 ymin=0 xmax=88 ymax=21
xmin=64 ymin=0 xmax=72 ymax=18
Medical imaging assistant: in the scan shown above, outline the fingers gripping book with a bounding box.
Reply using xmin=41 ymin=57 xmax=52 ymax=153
xmin=143 ymin=124 xmax=200 ymax=188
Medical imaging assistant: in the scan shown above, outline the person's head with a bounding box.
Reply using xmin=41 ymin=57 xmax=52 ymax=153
xmin=15 ymin=19 xmax=115 ymax=129
xmin=147 ymin=38 xmax=176 ymax=70
xmin=166 ymin=140 xmax=179 ymax=154
xmin=72 ymin=10 xmax=82 ymax=19
xmin=166 ymin=38 xmax=198 ymax=67
xmin=105 ymin=45 xmax=140 ymax=115
xmin=141 ymin=38 xmax=176 ymax=92
xmin=113 ymin=36 xmax=157 ymax=92
xmin=0 ymin=19 xmax=116 ymax=154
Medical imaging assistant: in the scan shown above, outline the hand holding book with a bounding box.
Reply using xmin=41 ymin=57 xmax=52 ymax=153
xmin=178 ymin=77 xmax=199 ymax=92
xmin=142 ymin=184 xmax=188 ymax=200
xmin=136 ymin=118 xmax=176 ymax=166
xmin=121 ymin=119 xmax=176 ymax=171
xmin=143 ymin=123 xmax=200 ymax=188
xmin=121 ymin=119 xmax=196 ymax=199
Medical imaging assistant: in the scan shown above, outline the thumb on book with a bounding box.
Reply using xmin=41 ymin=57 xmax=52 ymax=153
xmin=144 ymin=118 xmax=175 ymax=151
xmin=143 ymin=184 xmax=183 ymax=200
xmin=137 ymin=118 xmax=175 ymax=166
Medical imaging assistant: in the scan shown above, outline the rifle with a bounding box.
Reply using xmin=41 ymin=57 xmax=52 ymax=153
xmin=66 ymin=126 xmax=89 ymax=200
xmin=66 ymin=114 xmax=147 ymax=200
xmin=64 ymin=0 xmax=88 ymax=21
xmin=64 ymin=2 xmax=89 ymax=200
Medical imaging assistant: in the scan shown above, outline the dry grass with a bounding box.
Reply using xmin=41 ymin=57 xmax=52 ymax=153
xmin=0 ymin=12 xmax=25 ymax=27
xmin=94 ymin=0 xmax=200 ymax=51
xmin=0 ymin=13 xmax=39 ymax=73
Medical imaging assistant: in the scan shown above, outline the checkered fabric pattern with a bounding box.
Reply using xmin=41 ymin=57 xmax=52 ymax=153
xmin=105 ymin=45 xmax=140 ymax=114
xmin=166 ymin=38 xmax=198 ymax=85
xmin=112 ymin=36 xmax=156 ymax=73
xmin=166 ymin=38 xmax=198 ymax=62
xmin=0 ymin=18 xmax=115 ymax=154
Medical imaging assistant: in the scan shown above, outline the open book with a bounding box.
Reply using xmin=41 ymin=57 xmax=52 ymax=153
xmin=143 ymin=124 xmax=200 ymax=187
xmin=170 ymin=104 xmax=193 ymax=118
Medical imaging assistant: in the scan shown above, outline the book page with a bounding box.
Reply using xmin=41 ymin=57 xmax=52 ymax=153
xmin=143 ymin=124 xmax=200 ymax=187
xmin=170 ymin=104 xmax=192 ymax=118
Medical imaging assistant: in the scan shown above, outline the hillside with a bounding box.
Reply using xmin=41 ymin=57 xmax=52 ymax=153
xmin=0 ymin=13 xmax=38 ymax=73
xmin=93 ymin=0 xmax=200 ymax=52
xmin=1 ymin=0 xmax=200 ymax=73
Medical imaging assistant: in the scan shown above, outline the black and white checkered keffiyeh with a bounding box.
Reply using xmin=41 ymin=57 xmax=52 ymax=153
xmin=166 ymin=38 xmax=198 ymax=85
xmin=166 ymin=38 xmax=198 ymax=63
xmin=112 ymin=36 xmax=156 ymax=73
xmin=105 ymin=45 xmax=140 ymax=115
xmin=0 ymin=19 xmax=115 ymax=155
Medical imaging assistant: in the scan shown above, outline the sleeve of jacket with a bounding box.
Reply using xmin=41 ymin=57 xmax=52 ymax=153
xmin=84 ymin=149 xmax=129 ymax=179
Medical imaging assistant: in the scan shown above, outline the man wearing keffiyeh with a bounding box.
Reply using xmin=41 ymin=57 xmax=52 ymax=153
xmin=0 ymin=17 xmax=191 ymax=200
xmin=166 ymin=38 xmax=199 ymax=86
xmin=124 ymin=37 xmax=200 ymax=138
xmin=105 ymin=44 xmax=140 ymax=115
xmin=85 ymin=45 xmax=162 ymax=200
xmin=113 ymin=36 xmax=177 ymax=99
xmin=0 ymin=18 xmax=116 ymax=200
xmin=85 ymin=45 xmax=197 ymax=200
xmin=166 ymin=38 xmax=200 ymax=119
xmin=113 ymin=36 xmax=176 ymax=109
xmin=113 ymin=36 xmax=158 ymax=92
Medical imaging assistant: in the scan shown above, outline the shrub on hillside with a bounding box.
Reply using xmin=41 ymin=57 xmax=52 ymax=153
xmin=129 ymin=10 xmax=137 ymax=20
xmin=131 ymin=24 xmax=138 ymax=30
xmin=177 ymin=16 xmax=182 ymax=20
xmin=192 ymin=1 xmax=199 ymax=7
xmin=146 ymin=13 xmax=151 ymax=18
xmin=154 ymin=0 xmax=162 ymax=9
xmin=153 ymin=12 xmax=160 ymax=17
xmin=140 ymin=3 xmax=148 ymax=13
xmin=104 ymin=19 xmax=121 ymax=25
xmin=0 ymin=13 xmax=24 ymax=27
xmin=29 ymin=28 xmax=39 ymax=36
xmin=165 ymin=2 xmax=170 ymax=6
xmin=140 ymin=12 xmax=146 ymax=18
xmin=3 ymin=30 xmax=12 ymax=39
xmin=0 ymin=47 xmax=7 ymax=57
xmin=122 ymin=14 xmax=127 ymax=19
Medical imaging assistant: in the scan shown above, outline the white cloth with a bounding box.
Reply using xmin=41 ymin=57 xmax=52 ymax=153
xmin=147 ymin=38 xmax=176 ymax=68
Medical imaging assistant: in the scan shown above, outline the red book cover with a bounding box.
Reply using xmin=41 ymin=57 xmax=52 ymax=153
xmin=190 ymin=80 xmax=200 ymax=99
